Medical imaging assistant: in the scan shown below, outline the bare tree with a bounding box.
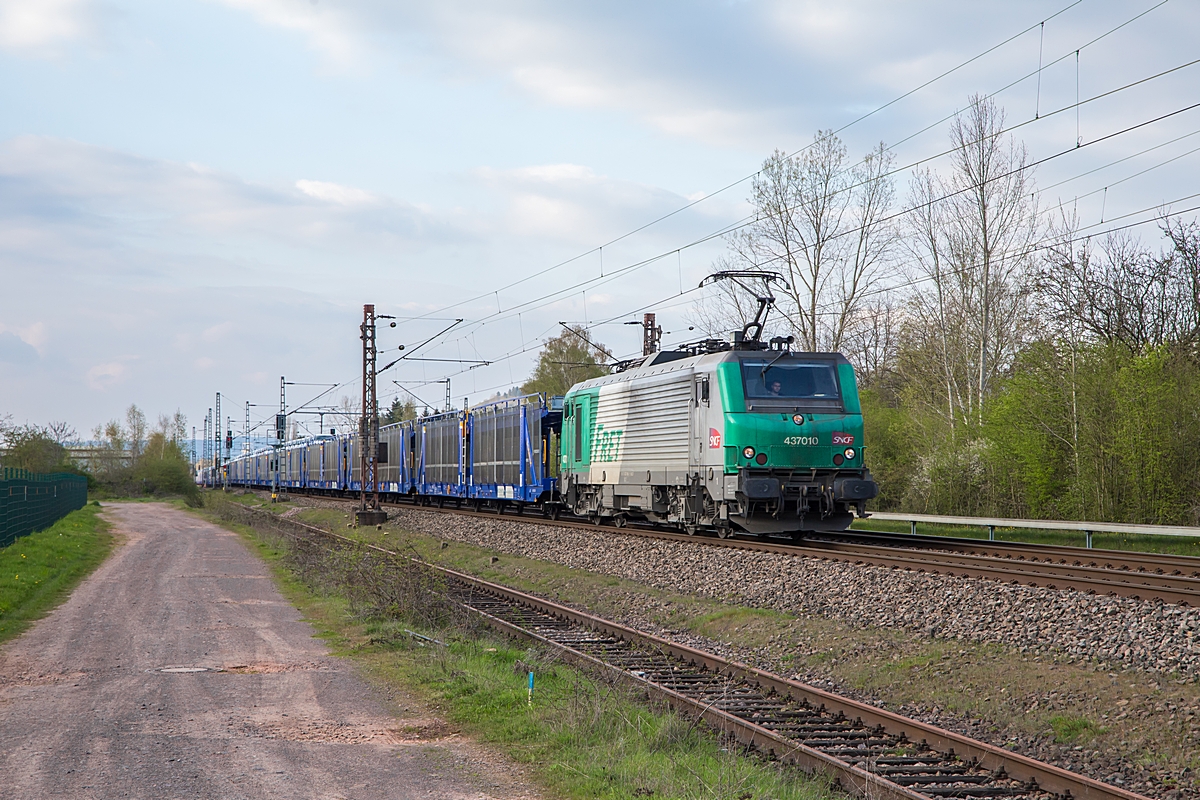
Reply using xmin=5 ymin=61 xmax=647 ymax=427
xmin=125 ymin=404 xmax=147 ymax=460
xmin=842 ymin=299 xmax=902 ymax=391
xmin=45 ymin=421 xmax=77 ymax=444
xmin=170 ymin=410 xmax=188 ymax=444
xmin=711 ymin=132 xmax=897 ymax=352
xmin=905 ymin=95 xmax=1038 ymax=427
xmin=335 ymin=395 xmax=361 ymax=434
xmin=1039 ymin=213 xmax=1200 ymax=351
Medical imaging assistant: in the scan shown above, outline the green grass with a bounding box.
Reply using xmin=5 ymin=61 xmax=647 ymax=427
xmin=204 ymin=495 xmax=838 ymax=800
xmin=852 ymin=517 xmax=1200 ymax=557
xmin=1049 ymin=715 xmax=1106 ymax=743
xmin=0 ymin=501 xmax=114 ymax=644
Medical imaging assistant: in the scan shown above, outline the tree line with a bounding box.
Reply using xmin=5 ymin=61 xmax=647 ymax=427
xmin=0 ymin=405 xmax=199 ymax=503
xmin=700 ymin=94 xmax=1200 ymax=525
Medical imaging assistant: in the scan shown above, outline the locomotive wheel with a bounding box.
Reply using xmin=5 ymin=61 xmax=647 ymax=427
xmin=550 ymin=506 xmax=561 ymax=521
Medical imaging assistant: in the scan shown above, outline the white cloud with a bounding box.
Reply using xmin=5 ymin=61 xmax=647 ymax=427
xmin=211 ymin=0 xmax=361 ymax=67
xmin=86 ymin=361 xmax=128 ymax=390
xmin=477 ymin=162 xmax=693 ymax=244
xmin=208 ymin=1 xmax=786 ymax=145
xmin=0 ymin=0 xmax=91 ymax=54
xmin=0 ymin=321 xmax=47 ymax=353
xmin=296 ymin=179 xmax=376 ymax=206
xmin=0 ymin=332 xmax=39 ymax=365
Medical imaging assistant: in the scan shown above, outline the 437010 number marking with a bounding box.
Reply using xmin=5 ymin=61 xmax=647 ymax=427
xmin=783 ymin=435 xmax=819 ymax=446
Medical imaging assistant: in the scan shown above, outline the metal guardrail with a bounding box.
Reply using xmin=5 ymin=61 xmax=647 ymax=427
xmin=868 ymin=511 xmax=1200 ymax=548
xmin=0 ymin=470 xmax=89 ymax=548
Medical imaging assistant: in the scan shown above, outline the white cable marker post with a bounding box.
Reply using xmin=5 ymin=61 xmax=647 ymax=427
xmin=527 ymin=671 xmax=534 ymax=707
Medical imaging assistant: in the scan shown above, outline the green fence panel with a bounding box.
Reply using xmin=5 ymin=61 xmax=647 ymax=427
xmin=0 ymin=468 xmax=89 ymax=548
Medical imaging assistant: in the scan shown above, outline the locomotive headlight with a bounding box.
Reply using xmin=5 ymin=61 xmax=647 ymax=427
xmin=742 ymin=446 xmax=756 ymax=459
xmin=792 ymin=414 xmax=805 ymax=425
xmin=844 ymin=448 xmax=856 ymax=460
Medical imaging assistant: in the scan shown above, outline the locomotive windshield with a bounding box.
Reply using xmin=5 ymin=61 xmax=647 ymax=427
xmin=740 ymin=357 xmax=841 ymax=409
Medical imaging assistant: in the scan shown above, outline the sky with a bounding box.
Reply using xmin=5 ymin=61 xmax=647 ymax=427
xmin=1 ymin=0 xmax=1197 ymax=447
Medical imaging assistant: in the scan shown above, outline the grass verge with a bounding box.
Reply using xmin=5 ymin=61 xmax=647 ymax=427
xmin=203 ymin=493 xmax=838 ymax=800
xmin=0 ymin=501 xmax=114 ymax=644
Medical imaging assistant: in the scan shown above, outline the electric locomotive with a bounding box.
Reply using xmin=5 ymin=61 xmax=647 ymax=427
xmin=560 ymin=338 xmax=876 ymax=535
xmin=561 ymin=270 xmax=876 ymax=535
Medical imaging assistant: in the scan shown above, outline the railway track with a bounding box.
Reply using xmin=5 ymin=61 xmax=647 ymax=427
xmin=232 ymin=502 xmax=1152 ymax=800
xmin=275 ymin=490 xmax=1200 ymax=606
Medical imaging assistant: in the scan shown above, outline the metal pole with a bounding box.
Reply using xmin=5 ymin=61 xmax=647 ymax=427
xmin=244 ymin=401 xmax=250 ymax=456
xmin=203 ymin=410 xmax=211 ymax=486
xmin=357 ymin=304 xmax=383 ymax=523
xmin=273 ymin=376 xmax=285 ymax=501
xmin=214 ymin=392 xmax=222 ymax=489
xmin=643 ymin=312 xmax=660 ymax=356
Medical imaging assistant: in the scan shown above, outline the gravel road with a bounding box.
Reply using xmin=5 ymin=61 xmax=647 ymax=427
xmin=0 ymin=503 xmax=540 ymax=800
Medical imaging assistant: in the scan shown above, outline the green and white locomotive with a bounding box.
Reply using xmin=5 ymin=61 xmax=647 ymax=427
xmin=560 ymin=272 xmax=877 ymax=536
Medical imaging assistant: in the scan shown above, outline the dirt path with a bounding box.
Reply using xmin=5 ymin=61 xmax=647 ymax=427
xmin=0 ymin=502 xmax=540 ymax=800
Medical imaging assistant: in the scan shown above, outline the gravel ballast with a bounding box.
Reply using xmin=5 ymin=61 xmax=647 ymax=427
xmin=382 ymin=507 xmax=1200 ymax=678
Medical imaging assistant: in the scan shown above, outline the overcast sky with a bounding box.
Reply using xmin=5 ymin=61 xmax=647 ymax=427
xmin=2 ymin=0 xmax=1197 ymax=444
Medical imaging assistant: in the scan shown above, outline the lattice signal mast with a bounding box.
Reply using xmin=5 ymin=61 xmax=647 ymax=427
xmin=214 ymin=392 xmax=222 ymax=489
xmin=358 ymin=304 xmax=385 ymax=524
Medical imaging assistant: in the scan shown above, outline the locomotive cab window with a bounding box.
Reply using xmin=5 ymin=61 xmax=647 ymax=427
xmin=741 ymin=357 xmax=842 ymax=411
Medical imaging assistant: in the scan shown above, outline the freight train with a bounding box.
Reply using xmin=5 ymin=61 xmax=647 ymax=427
xmin=206 ymin=275 xmax=878 ymax=535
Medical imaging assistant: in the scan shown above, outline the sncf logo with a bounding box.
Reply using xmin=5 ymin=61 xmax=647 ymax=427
xmin=709 ymin=428 xmax=722 ymax=448
xmin=832 ymin=431 xmax=855 ymax=446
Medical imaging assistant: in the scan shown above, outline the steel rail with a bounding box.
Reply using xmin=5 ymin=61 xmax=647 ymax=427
xmin=786 ymin=539 xmax=1200 ymax=606
xmin=270 ymin=489 xmax=1200 ymax=606
xmin=232 ymin=503 xmax=1152 ymax=800
xmin=825 ymin=530 xmax=1200 ymax=575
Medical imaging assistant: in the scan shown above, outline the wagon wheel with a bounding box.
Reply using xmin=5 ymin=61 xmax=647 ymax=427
xmin=613 ymin=514 xmax=627 ymax=528
xmin=550 ymin=506 xmax=561 ymax=521
xmin=684 ymin=524 xmax=697 ymax=536
xmin=716 ymin=526 xmax=734 ymax=539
